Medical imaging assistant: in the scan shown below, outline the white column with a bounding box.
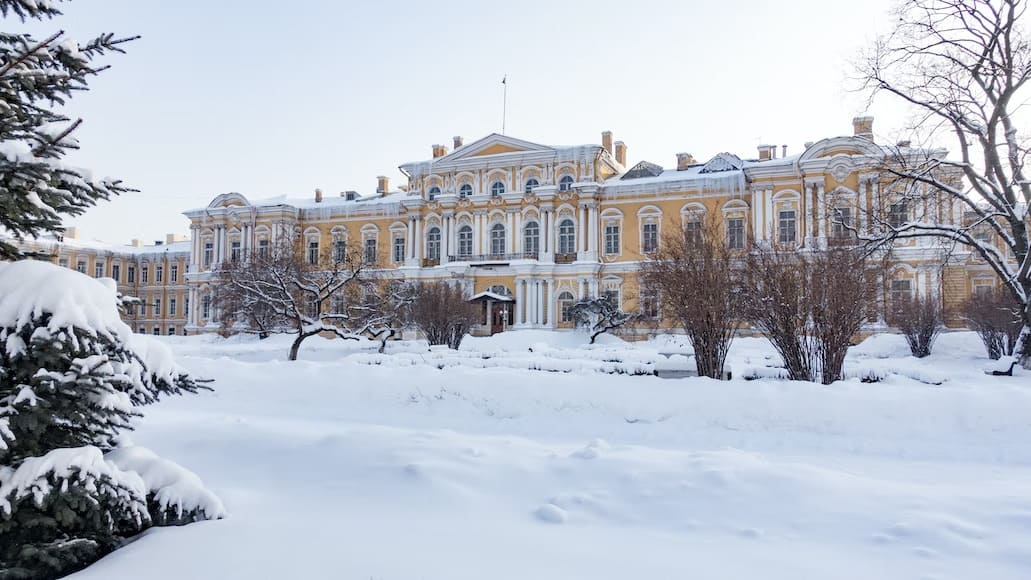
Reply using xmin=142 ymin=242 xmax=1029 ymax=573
xmin=751 ymin=190 xmax=762 ymax=242
xmin=508 ymin=211 xmax=516 ymax=254
xmin=544 ymin=279 xmax=554 ymax=328
xmin=515 ymin=279 xmax=524 ymax=325
xmin=414 ymin=217 xmax=423 ymax=260
xmin=816 ymin=183 xmax=827 ymax=243
xmin=872 ymin=181 xmax=882 ymax=228
xmin=442 ymin=216 xmax=451 ymax=260
xmin=547 ymin=211 xmax=557 ymax=257
xmin=588 ymin=205 xmax=599 ymax=255
xmin=764 ymin=188 xmax=774 ymax=243
xmin=535 ymin=280 xmax=544 ymax=325
xmin=579 ymin=278 xmax=586 ymax=298
xmin=514 ymin=212 xmax=523 ymax=254
xmin=579 ymin=205 xmax=587 ymax=255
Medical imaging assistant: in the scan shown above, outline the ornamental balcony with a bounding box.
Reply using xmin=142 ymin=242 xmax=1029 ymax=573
xmin=554 ymin=253 xmax=576 ymax=264
xmin=446 ymin=252 xmax=539 ymax=264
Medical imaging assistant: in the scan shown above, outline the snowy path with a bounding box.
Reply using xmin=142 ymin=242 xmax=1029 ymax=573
xmin=70 ymin=333 xmax=1031 ymax=579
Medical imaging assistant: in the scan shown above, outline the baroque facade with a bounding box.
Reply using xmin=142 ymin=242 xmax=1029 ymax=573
xmin=6 ymin=116 xmax=1007 ymax=337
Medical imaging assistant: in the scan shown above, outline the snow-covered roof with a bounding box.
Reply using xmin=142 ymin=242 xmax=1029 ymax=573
xmin=190 ymin=191 xmax=410 ymax=213
xmin=469 ymin=290 xmax=514 ymax=302
xmin=3 ymin=232 xmax=191 ymax=256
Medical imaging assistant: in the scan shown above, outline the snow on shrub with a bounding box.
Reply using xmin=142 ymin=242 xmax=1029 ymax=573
xmin=106 ymin=446 xmax=226 ymax=525
xmin=0 ymin=261 xmax=218 ymax=578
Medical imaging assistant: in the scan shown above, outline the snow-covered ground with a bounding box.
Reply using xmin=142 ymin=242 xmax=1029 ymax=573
xmin=70 ymin=331 xmax=1031 ymax=580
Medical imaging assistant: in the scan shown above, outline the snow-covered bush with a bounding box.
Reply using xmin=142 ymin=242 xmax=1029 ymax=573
xmin=0 ymin=261 xmax=218 ymax=578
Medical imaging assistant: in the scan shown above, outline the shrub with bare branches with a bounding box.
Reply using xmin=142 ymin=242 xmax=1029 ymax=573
xmin=742 ymin=245 xmax=879 ymax=384
xmin=962 ymin=288 xmax=1024 ymax=360
xmin=408 ymin=281 xmax=480 ymax=349
xmin=640 ymin=216 xmax=741 ymax=379
xmin=889 ymin=293 xmax=943 ymax=358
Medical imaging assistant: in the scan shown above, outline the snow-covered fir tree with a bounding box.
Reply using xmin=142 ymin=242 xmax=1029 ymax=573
xmin=0 ymin=262 xmax=222 ymax=577
xmin=0 ymin=0 xmax=135 ymax=260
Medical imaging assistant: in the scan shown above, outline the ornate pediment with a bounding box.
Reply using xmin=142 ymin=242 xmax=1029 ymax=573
xmin=436 ymin=133 xmax=554 ymax=163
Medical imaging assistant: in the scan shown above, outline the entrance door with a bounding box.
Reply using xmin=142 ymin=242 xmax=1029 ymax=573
xmin=490 ymin=303 xmax=509 ymax=335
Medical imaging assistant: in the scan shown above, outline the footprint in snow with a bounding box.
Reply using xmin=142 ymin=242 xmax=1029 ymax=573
xmin=535 ymin=503 xmax=568 ymax=524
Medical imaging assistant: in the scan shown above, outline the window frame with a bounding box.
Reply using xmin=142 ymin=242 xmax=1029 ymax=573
xmin=558 ymin=219 xmax=576 ymax=255
xmin=490 ymin=181 xmax=506 ymax=197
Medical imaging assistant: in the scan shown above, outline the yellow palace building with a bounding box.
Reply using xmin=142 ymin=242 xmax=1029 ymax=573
xmin=6 ymin=117 xmax=1007 ymax=336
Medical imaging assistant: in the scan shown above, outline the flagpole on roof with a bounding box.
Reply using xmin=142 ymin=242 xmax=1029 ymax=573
xmin=501 ymin=74 xmax=507 ymax=135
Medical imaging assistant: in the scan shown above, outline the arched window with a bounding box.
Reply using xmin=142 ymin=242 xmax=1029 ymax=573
xmin=458 ymin=225 xmax=473 ymax=257
xmin=524 ymin=178 xmax=539 ymax=194
xmin=491 ymin=181 xmax=506 ymax=197
xmin=523 ymin=221 xmax=540 ymax=256
xmin=558 ymin=291 xmax=576 ymax=323
xmin=558 ymin=219 xmax=576 ymax=254
xmin=459 ymin=183 xmax=472 ymax=198
xmin=559 ymin=175 xmax=574 ymax=191
xmin=490 ymin=223 xmax=506 ymax=256
xmin=428 ymin=186 xmax=440 ymax=201
xmin=426 ymin=227 xmax=441 ymax=260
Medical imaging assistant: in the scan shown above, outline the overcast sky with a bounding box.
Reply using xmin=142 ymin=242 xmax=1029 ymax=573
xmin=30 ymin=0 xmax=907 ymax=244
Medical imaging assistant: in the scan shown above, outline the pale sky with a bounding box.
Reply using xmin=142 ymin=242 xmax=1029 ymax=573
xmin=32 ymin=0 xmax=907 ymax=244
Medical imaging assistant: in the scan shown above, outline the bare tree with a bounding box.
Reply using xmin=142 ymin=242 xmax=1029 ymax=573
xmin=408 ymin=281 xmax=480 ymax=349
xmin=349 ymin=280 xmax=415 ymax=353
xmin=742 ymin=245 xmax=880 ymax=384
xmin=857 ymin=0 xmax=1031 ymax=367
xmin=889 ymin=292 xmax=944 ymax=357
xmin=963 ymin=286 xmax=1024 ymax=358
xmin=212 ymin=239 xmax=372 ymax=360
xmin=569 ymin=295 xmax=638 ymax=344
xmin=640 ymin=216 xmax=741 ymax=378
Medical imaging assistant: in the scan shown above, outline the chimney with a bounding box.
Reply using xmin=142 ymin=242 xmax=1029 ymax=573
xmin=453 ymin=136 xmax=463 ymax=150
xmin=676 ymin=152 xmax=696 ymax=171
xmin=315 ymin=188 xmax=323 ymax=203
xmin=614 ymin=141 xmax=627 ymax=166
xmin=781 ymin=145 xmax=788 ymax=158
xmin=166 ymin=233 xmax=176 ymax=244
xmin=377 ymin=176 xmax=389 ymax=194
xmin=130 ymin=239 xmax=142 ymax=247
xmin=601 ymin=131 xmax=613 ymax=154
xmin=757 ymin=144 xmax=773 ymax=161
xmin=853 ymin=116 xmax=874 ymax=141
xmin=432 ymin=144 xmax=449 ymax=158
xmin=62 ymin=226 xmax=79 ymax=240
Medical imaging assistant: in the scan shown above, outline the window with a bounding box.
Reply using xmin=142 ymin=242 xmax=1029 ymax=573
xmin=184 ymin=296 xmax=189 ymax=317
xmin=142 ymin=266 xmax=149 ymax=283
xmin=602 ymin=288 xmax=620 ymax=308
xmin=156 ymin=265 xmax=164 ymax=282
xmin=201 ymin=296 xmax=211 ymax=320
xmin=426 ymin=227 xmax=441 ymax=260
xmin=524 ymin=179 xmax=539 ymax=194
xmin=428 ymin=186 xmax=440 ymax=201
xmin=604 ymin=223 xmax=620 ymax=255
xmin=58 ymin=258 xmax=68 ymax=268
xmin=331 ymin=293 xmax=345 ymax=314
xmin=152 ymin=327 xmax=160 ymax=336
xmin=973 ymin=284 xmax=993 ymax=298
xmin=169 ymin=297 xmax=177 ymax=316
xmin=490 ymin=223 xmax=506 ymax=255
xmin=76 ymin=260 xmax=86 ymax=274
xmin=170 ymin=265 xmax=178 ymax=282
xmin=558 ymin=219 xmax=576 ymax=254
xmin=459 ymin=183 xmax=472 ymax=198
xmin=559 ymin=175 xmax=574 ymax=191
xmin=306 ymin=296 xmax=319 ymax=319
xmin=94 ymin=262 xmax=104 ymax=278
xmin=490 ymin=181 xmax=505 ymax=197
xmin=307 ymin=240 xmax=319 ymax=265
xmin=393 ymin=235 xmax=406 ymax=263
xmin=203 ymin=242 xmax=213 ymax=267
xmin=558 ymin=292 xmax=575 ymax=323
xmin=642 ymin=223 xmax=658 ymax=253
xmin=831 ymin=207 xmax=853 ymax=239
xmin=524 ymin=221 xmax=540 ymax=256
xmin=333 ymin=239 xmax=347 ymax=263
xmin=230 ymin=241 xmax=241 ymax=262
xmin=888 ymin=202 xmax=908 ymax=228
xmin=167 ymin=327 xmax=176 ymax=336
xmin=111 ymin=264 xmax=120 ymax=282
xmin=641 ymin=289 xmax=660 ymax=318
xmin=127 ymin=266 xmax=136 ymax=283
xmin=258 ymin=239 xmax=269 ymax=258
xmin=685 ymin=219 xmax=702 ymax=246
xmin=890 ymin=279 xmax=912 ymax=308
xmin=138 ymin=326 xmax=145 ymax=334
xmin=457 ymin=225 xmax=473 ymax=257
xmin=778 ymin=210 xmax=797 ymax=244
xmin=727 ymin=218 xmax=745 ymax=249
xmin=364 ymin=238 xmax=377 ymax=265
xmin=153 ymin=298 xmax=161 ymax=316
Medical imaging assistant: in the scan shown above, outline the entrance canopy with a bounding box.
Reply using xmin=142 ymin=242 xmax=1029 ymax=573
xmin=469 ymin=290 xmax=514 ymax=303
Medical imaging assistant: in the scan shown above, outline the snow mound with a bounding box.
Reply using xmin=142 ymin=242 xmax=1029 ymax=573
xmin=106 ymin=446 xmax=225 ymax=524
xmin=0 ymin=260 xmax=129 ymax=340
xmin=534 ymin=502 xmax=568 ymax=524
